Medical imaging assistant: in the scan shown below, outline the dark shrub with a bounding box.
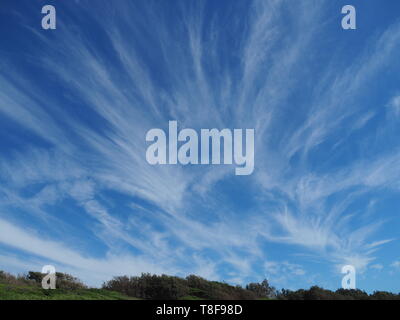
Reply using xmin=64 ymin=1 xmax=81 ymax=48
xmin=27 ymin=271 xmax=86 ymax=290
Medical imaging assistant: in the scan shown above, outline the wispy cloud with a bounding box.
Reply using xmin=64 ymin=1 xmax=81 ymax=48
xmin=388 ymin=95 xmax=400 ymax=117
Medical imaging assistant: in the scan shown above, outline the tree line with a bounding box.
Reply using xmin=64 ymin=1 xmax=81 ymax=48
xmin=102 ymin=273 xmax=400 ymax=300
xmin=2 ymin=270 xmax=399 ymax=300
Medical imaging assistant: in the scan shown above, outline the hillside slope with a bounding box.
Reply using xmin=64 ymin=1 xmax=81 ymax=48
xmin=0 ymin=283 xmax=136 ymax=300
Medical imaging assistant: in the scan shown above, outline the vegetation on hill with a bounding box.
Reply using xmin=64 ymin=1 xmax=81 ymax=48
xmin=0 ymin=270 xmax=134 ymax=300
xmin=278 ymin=286 xmax=400 ymax=300
xmin=1 ymin=269 xmax=399 ymax=300
xmin=102 ymin=273 xmax=400 ymax=300
xmin=102 ymin=274 xmax=275 ymax=300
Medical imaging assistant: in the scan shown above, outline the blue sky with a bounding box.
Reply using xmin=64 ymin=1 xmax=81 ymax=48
xmin=0 ymin=0 xmax=400 ymax=292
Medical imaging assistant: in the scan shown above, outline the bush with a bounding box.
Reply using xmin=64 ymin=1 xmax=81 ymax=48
xmin=277 ymin=286 xmax=400 ymax=300
xmin=246 ymin=279 xmax=276 ymax=298
xmin=26 ymin=271 xmax=86 ymax=290
xmin=103 ymin=274 xmax=189 ymax=300
xmin=0 ymin=271 xmax=35 ymax=286
xmin=103 ymin=273 xmax=261 ymax=300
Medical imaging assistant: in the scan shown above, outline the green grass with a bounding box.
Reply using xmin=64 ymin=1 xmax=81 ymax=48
xmin=179 ymin=295 xmax=205 ymax=300
xmin=0 ymin=283 xmax=138 ymax=300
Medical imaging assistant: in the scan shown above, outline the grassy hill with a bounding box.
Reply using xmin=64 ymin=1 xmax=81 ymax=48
xmin=0 ymin=270 xmax=135 ymax=300
xmin=0 ymin=283 xmax=135 ymax=300
xmin=0 ymin=284 xmax=135 ymax=300
xmin=0 ymin=270 xmax=270 ymax=300
xmin=0 ymin=281 xmax=215 ymax=300
xmin=2 ymin=270 xmax=399 ymax=300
